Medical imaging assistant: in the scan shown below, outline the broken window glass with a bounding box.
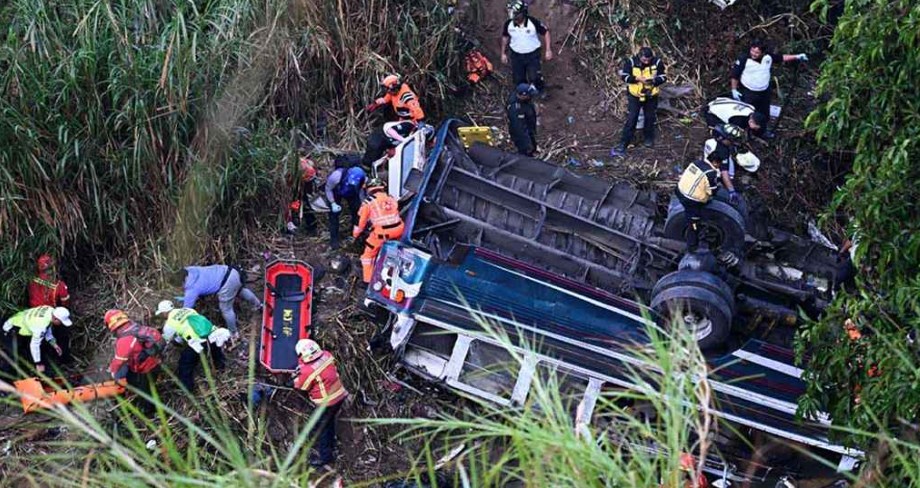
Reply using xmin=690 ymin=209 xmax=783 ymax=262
xmin=458 ymin=340 xmax=520 ymax=399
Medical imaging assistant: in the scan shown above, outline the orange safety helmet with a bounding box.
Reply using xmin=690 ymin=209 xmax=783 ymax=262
xmin=104 ymin=309 xmax=131 ymax=331
xmin=37 ymin=254 xmax=54 ymax=272
xmin=299 ymin=157 xmax=317 ymax=182
xmin=381 ymin=74 xmax=401 ymax=91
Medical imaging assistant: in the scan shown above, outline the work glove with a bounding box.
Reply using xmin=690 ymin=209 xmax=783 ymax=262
xmin=53 ymin=344 xmax=63 ymax=356
xmin=365 ymin=102 xmax=382 ymax=112
xmin=286 ymin=221 xmax=297 ymax=232
xmin=731 ymin=89 xmax=742 ymax=101
xmin=796 ymin=53 xmax=809 ymax=62
xmin=728 ymin=190 xmax=741 ymax=206
xmin=331 ymin=202 xmax=342 ymax=214
xmin=374 ymin=97 xmax=386 ymax=106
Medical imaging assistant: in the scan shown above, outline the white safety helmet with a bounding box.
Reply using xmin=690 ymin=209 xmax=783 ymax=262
xmin=52 ymin=307 xmax=73 ymax=327
xmin=155 ymin=300 xmax=175 ymax=316
xmin=736 ymin=151 xmax=761 ymax=172
xmin=295 ymin=339 xmax=323 ymax=362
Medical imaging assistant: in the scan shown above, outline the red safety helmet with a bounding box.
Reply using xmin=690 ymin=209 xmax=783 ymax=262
xmin=299 ymin=157 xmax=317 ymax=182
xmin=37 ymin=254 xmax=54 ymax=272
xmin=104 ymin=309 xmax=131 ymax=331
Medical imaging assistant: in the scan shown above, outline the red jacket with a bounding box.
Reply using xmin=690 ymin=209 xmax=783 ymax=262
xmin=108 ymin=322 xmax=163 ymax=378
xmin=28 ymin=272 xmax=70 ymax=308
xmin=293 ymin=351 xmax=348 ymax=406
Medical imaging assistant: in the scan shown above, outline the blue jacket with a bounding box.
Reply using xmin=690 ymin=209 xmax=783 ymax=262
xmin=183 ymin=265 xmax=229 ymax=308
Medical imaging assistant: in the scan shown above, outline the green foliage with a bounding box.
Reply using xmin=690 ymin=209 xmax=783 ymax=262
xmin=0 ymin=0 xmax=460 ymax=316
xmin=797 ymin=0 xmax=920 ymax=454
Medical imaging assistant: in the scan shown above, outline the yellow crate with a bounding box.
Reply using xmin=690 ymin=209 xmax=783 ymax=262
xmin=457 ymin=126 xmax=494 ymax=148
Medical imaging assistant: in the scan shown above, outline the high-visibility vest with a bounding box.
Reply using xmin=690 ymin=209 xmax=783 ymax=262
xmin=678 ymin=161 xmax=719 ymax=203
xmin=7 ymin=306 xmax=54 ymax=337
xmin=165 ymin=308 xmax=204 ymax=342
xmin=626 ymin=58 xmax=663 ymax=100
xmin=383 ymin=84 xmax=425 ymax=122
xmin=296 ymin=351 xmax=348 ymax=406
xmin=360 ymin=193 xmax=402 ymax=228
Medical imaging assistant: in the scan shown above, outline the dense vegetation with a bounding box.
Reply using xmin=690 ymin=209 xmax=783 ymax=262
xmin=0 ymin=0 xmax=459 ymax=314
xmin=797 ymin=0 xmax=920 ymax=480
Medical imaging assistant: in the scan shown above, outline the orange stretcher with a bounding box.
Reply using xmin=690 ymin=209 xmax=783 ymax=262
xmin=13 ymin=375 xmax=126 ymax=413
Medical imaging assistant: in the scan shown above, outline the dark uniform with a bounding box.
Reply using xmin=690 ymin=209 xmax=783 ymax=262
xmin=507 ymin=89 xmax=538 ymax=156
xmin=675 ymin=156 xmax=727 ymax=251
xmin=361 ymin=120 xmax=416 ymax=168
xmin=617 ymin=50 xmax=667 ymax=151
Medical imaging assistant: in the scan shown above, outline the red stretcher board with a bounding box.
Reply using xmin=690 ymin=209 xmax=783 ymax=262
xmin=260 ymin=259 xmax=313 ymax=373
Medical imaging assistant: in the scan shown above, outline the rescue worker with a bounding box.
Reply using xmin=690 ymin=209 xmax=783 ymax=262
xmin=353 ymin=178 xmax=405 ymax=283
xmin=325 ymin=165 xmax=367 ymax=249
xmin=105 ymin=309 xmax=164 ymax=414
xmin=703 ymin=123 xmax=755 ymax=185
xmin=730 ymin=38 xmax=808 ymax=125
xmin=612 ymin=47 xmax=667 ymax=156
xmin=703 ymin=97 xmax=769 ymax=139
xmin=156 ymin=300 xmax=231 ymax=392
xmin=501 ymin=2 xmax=552 ymax=94
xmin=369 ymin=75 xmax=425 ymax=123
xmin=181 ymin=264 xmax=262 ymax=340
xmin=28 ymin=254 xmax=70 ymax=308
xmin=675 ymin=152 xmax=734 ymax=252
xmin=27 ymin=254 xmax=73 ymax=364
xmin=285 ymin=156 xmax=318 ymax=235
xmin=506 ymin=83 xmax=538 ymax=156
xmin=292 ymin=338 xmax=349 ymax=467
xmin=1 ymin=306 xmax=72 ymax=374
xmin=360 ymin=119 xmax=417 ymax=168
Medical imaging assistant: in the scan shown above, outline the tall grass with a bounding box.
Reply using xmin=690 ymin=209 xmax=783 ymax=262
xmin=372 ymin=314 xmax=719 ymax=487
xmin=0 ymin=0 xmax=461 ymax=314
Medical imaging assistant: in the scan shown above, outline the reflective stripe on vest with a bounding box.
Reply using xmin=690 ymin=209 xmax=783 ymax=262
xmin=167 ymin=308 xmax=201 ymax=342
xmin=299 ymin=353 xmax=347 ymax=406
xmin=9 ymin=306 xmax=54 ymax=336
xmin=366 ymin=193 xmax=402 ymax=227
xmin=628 ymin=63 xmax=661 ymax=99
xmin=678 ymin=163 xmax=717 ymax=203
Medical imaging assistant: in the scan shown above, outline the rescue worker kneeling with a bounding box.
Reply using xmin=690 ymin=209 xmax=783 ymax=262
xmin=353 ymin=178 xmax=405 ymax=283
xmin=155 ymin=300 xmax=230 ymax=392
xmin=675 ymin=153 xmax=734 ymax=252
xmin=105 ymin=309 xmax=164 ymax=414
xmin=292 ymin=339 xmax=349 ymax=467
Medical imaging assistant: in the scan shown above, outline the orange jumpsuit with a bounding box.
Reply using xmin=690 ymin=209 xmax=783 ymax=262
xmin=353 ymin=192 xmax=405 ymax=283
xmin=377 ymin=84 xmax=425 ymax=123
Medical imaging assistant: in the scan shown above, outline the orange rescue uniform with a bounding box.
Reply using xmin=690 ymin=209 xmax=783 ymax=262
xmin=377 ymin=83 xmax=425 ymax=123
xmin=353 ymin=192 xmax=405 ymax=283
xmin=293 ymin=351 xmax=348 ymax=406
xmin=28 ymin=272 xmax=70 ymax=308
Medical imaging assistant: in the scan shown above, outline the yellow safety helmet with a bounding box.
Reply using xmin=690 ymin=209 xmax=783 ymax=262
xmin=295 ymin=339 xmax=323 ymax=362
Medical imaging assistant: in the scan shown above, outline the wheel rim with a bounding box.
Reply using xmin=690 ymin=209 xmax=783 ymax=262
xmin=683 ymin=312 xmax=713 ymax=340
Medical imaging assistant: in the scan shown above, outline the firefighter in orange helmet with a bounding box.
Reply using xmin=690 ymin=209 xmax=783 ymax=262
xmin=369 ymin=74 xmax=425 ymax=123
xmin=353 ymin=178 xmax=404 ymax=283
xmin=105 ymin=309 xmax=164 ymax=414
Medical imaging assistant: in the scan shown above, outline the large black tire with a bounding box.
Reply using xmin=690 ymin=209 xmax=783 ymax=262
xmin=651 ymin=270 xmax=734 ymax=350
xmin=652 ymin=270 xmax=735 ymax=316
xmin=664 ymin=196 xmax=747 ymax=255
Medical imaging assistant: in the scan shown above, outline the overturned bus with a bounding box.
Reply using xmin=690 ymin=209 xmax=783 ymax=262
xmin=363 ymin=120 xmax=860 ymax=484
